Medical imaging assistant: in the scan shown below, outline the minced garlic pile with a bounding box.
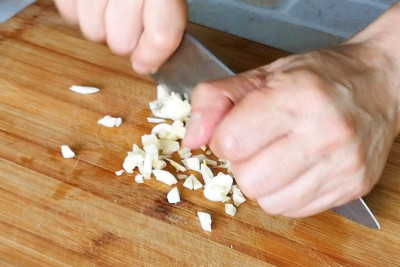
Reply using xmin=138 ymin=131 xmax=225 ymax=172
xmin=62 ymin=85 xmax=246 ymax=232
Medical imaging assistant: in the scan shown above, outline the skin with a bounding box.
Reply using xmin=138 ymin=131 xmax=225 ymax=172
xmin=55 ymin=1 xmax=400 ymax=217
xmin=54 ymin=0 xmax=188 ymax=75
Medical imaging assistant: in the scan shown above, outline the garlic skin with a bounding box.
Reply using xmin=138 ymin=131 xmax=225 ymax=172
xmin=197 ymin=212 xmax=212 ymax=232
xmin=61 ymin=145 xmax=75 ymax=159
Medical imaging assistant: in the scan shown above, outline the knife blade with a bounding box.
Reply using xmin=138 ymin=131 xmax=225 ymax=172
xmin=152 ymin=32 xmax=380 ymax=229
xmin=332 ymin=198 xmax=380 ymax=229
xmin=152 ymin=33 xmax=233 ymax=98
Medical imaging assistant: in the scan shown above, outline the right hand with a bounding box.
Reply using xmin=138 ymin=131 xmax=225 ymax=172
xmin=54 ymin=0 xmax=188 ymax=75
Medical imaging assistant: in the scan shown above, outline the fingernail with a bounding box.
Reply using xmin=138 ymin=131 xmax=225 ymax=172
xmin=132 ymin=62 xmax=150 ymax=75
xmin=184 ymin=112 xmax=203 ymax=143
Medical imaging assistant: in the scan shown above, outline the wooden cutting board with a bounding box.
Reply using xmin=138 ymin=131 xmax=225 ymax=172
xmin=1 ymin=1 xmax=400 ymax=266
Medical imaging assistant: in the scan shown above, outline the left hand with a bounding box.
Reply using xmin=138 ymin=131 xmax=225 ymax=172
xmin=183 ymin=42 xmax=400 ymax=217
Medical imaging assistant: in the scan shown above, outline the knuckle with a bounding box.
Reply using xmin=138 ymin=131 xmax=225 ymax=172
xmin=217 ymin=130 xmax=242 ymax=161
xmin=337 ymin=119 xmax=358 ymax=144
xmin=147 ymin=30 xmax=182 ymax=51
xmin=317 ymin=119 xmax=358 ymax=155
xmin=347 ymin=149 xmax=367 ymax=173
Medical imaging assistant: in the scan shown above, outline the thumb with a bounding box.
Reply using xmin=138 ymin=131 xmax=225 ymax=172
xmin=183 ymin=68 xmax=269 ymax=149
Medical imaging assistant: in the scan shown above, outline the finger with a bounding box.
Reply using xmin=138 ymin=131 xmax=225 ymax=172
xmin=258 ymin=141 xmax=371 ymax=217
xmin=231 ymin=134 xmax=318 ymax=199
xmin=256 ymin=162 xmax=326 ymax=216
xmin=281 ymin=191 xmax=342 ymax=218
xmin=105 ymin=0 xmax=143 ymax=56
xmin=77 ymin=0 xmax=109 ymax=42
xmin=183 ymin=68 xmax=270 ymax=149
xmin=210 ymin=88 xmax=294 ymax=161
xmin=131 ymin=0 xmax=187 ymax=74
xmin=282 ymin=169 xmax=370 ymax=218
xmin=54 ymin=0 xmax=78 ymax=25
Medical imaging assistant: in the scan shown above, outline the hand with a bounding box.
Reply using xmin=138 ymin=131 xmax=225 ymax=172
xmin=54 ymin=0 xmax=187 ymax=75
xmin=184 ymin=42 xmax=400 ymax=217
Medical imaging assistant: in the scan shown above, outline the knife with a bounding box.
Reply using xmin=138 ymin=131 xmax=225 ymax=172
xmin=152 ymin=33 xmax=380 ymax=229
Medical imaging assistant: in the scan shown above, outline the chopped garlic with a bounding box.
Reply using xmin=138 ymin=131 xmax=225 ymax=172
xmin=142 ymin=134 xmax=159 ymax=148
xmin=177 ymin=174 xmax=188 ymax=180
xmin=183 ymin=174 xmax=203 ymax=190
xmin=158 ymin=140 xmax=179 ymax=154
xmin=167 ymin=159 xmax=187 ymax=172
xmin=204 ymin=159 xmax=217 ymax=166
xmin=183 ymin=157 xmax=200 ymax=172
xmin=205 ymin=150 xmax=212 ymax=156
xmin=178 ymin=147 xmax=191 ymax=156
xmin=147 ymin=117 xmax=166 ymax=123
xmin=61 ymin=145 xmax=75 ymax=159
xmin=132 ymin=144 xmax=145 ymax=157
xmin=203 ymin=174 xmax=233 ymax=202
xmin=123 ymin=152 xmax=144 ymax=173
xmin=232 ymin=185 xmax=246 ymax=207
xmin=180 ymin=152 xmax=192 ymax=159
xmin=151 ymin=123 xmax=178 ymax=140
xmin=69 ymin=85 xmax=99 ymax=95
xmin=158 ymin=154 xmax=172 ymax=160
xmin=115 ymin=118 xmax=122 ymax=127
xmin=192 ymin=154 xmax=206 ymax=161
xmin=98 ymin=115 xmax=123 ymax=127
xmin=167 ymin=187 xmax=181 ymax=204
xmin=143 ymin=144 xmax=158 ymax=179
xmin=200 ymin=146 xmax=207 ymax=151
xmin=153 ymin=170 xmax=177 ymax=186
xmin=115 ymin=170 xmax=124 ymax=176
xmin=200 ymin=164 xmax=213 ymax=185
xmin=149 ymin=92 xmax=191 ymax=121
xmin=157 ymin=84 xmax=170 ymax=100
xmin=225 ymin=204 xmax=237 ymax=216
xmin=135 ymin=174 xmax=144 ymax=184
xmin=197 ymin=212 xmax=212 ymax=232
xmin=153 ymin=160 xmax=166 ymax=170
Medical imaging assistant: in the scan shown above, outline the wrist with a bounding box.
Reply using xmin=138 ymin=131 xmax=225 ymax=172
xmin=343 ymin=5 xmax=400 ymax=136
xmin=329 ymin=39 xmax=400 ymax=137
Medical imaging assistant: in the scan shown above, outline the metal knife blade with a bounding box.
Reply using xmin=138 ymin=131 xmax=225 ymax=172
xmin=333 ymin=198 xmax=380 ymax=229
xmin=152 ymin=33 xmax=233 ymax=97
xmin=152 ymin=32 xmax=380 ymax=229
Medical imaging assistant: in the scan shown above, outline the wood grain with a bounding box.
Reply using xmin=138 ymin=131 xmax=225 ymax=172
xmin=0 ymin=1 xmax=399 ymax=266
